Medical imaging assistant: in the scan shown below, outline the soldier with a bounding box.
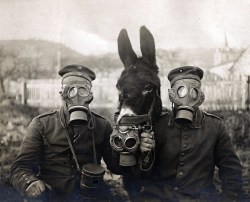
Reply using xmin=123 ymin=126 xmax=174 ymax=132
xmin=10 ymin=64 xmax=121 ymax=201
xmin=136 ymin=66 xmax=243 ymax=201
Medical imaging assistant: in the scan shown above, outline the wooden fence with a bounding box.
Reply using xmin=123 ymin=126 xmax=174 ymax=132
xmin=13 ymin=73 xmax=249 ymax=111
xmin=19 ymin=78 xmax=118 ymax=109
xmin=201 ymin=74 xmax=248 ymax=111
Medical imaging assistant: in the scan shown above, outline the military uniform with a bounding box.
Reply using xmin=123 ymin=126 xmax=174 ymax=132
xmin=137 ymin=109 xmax=243 ymax=201
xmin=136 ymin=65 xmax=243 ymax=201
xmin=10 ymin=64 xmax=121 ymax=201
xmin=10 ymin=106 xmax=120 ymax=201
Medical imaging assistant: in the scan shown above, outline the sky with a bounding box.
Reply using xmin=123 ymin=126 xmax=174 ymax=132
xmin=0 ymin=0 xmax=250 ymax=55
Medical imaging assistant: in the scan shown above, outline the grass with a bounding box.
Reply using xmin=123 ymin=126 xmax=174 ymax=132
xmin=0 ymin=103 xmax=249 ymax=200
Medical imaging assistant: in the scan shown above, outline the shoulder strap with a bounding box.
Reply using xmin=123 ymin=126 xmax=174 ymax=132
xmin=62 ymin=110 xmax=98 ymax=171
xmin=65 ymin=127 xmax=81 ymax=172
xmin=89 ymin=111 xmax=97 ymax=164
xmin=37 ymin=110 xmax=57 ymax=119
xmin=203 ymin=111 xmax=221 ymax=120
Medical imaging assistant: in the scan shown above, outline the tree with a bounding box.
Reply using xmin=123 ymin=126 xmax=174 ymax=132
xmin=0 ymin=48 xmax=19 ymax=97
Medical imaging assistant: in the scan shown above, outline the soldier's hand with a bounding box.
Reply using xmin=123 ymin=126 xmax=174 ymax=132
xmin=25 ymin=180 xmax=52 ymax=198
xmin=140 ymin=131 xmax=155 ymax=153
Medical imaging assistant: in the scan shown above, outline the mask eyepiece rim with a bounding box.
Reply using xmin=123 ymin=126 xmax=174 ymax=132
xmin=177 ymin=85 xmax=188 ymax=98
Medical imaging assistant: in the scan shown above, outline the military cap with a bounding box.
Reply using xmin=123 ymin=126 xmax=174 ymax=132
xmin=58 ymin=64 xmax=96 ymax=82
xmin=168 ymin=66 xmax=203 ymax=86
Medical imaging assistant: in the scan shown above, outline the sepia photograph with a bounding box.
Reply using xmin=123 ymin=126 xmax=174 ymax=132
xmin=0 ymin=0 xmax=250 ymax=201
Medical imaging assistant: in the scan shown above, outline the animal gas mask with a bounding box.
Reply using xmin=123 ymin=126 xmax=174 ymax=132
xmin=168 ymin=79 xmax=205 ymax=124
xmin=60 ymin=79 xmax=93 ymax=122
xmin=110 ymin=112 xmax=152 ymax=166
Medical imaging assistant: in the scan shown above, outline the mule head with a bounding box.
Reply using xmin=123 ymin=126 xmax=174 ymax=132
xmin=116 ymin=26 xmax=162 ymax=122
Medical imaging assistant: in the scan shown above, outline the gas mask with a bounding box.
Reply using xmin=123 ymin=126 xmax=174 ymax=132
xmin=110 ymin=112 xmax=152 ymax=166
xmin=168 ymin=79 xmax=205 ymax=125
xmin=60 ymin=79 xmax=93 ymax=123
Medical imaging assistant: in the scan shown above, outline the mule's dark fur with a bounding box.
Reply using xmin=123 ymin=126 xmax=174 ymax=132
xmin=117 ymin=26 xmax=162 ymax=119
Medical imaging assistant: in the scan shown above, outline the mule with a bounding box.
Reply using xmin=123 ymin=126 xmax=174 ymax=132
xmin=116 ymin=25 xmax=162 ymax=123
xmin=114 ymin=25 xmax=163 ymax=200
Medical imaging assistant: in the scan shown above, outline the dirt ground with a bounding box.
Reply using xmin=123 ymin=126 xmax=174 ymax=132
xmin=0 ymin=102 xmax=249 ymax=201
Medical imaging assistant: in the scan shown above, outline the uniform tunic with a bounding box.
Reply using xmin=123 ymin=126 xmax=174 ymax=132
xmin=10 ymin=106 xmax=119 ymax=200
xmin=138 ymin=109 xmax=243 ymax=201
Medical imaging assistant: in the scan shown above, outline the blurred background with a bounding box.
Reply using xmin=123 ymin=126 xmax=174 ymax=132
xmin=0 ymin=0 xmax=250 ymax=201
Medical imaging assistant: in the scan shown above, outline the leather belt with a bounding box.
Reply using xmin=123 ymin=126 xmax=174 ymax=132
xmin=114 ymin=112 xmax=150 ymax=125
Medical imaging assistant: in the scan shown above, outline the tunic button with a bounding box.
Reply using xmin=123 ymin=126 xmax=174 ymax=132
xmin=71 ymin=175 xmax=75 ymax=178
xmin=174 ymin=187 xmax=178 ymax=191
xmin=183 ymin=135 xmax=188 ymax=139
xmin=183 ymin=144 xmax=188 ymax=149
xmin=181 ymin=152 xmax=185 ymax=156
xmin=179 ymin=171 xmax=183 ymax=176
xmin=179 ymin=162 xmax=184 ymax=166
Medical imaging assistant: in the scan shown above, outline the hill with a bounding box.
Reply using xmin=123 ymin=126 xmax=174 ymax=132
xmin=0 ymin=39 xmax=243 ymax=81
xmin=0 ymin=40 xmax=123 ymax=80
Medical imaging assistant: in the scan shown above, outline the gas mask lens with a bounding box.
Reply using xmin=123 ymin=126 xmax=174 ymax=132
xmin=67 ymin=84 xmax=91 ymax=98
xmin=124 ymin=138 xmax=137 ymax=150
xmin=177 ymin=86 xmax=188 ymax=98
xmin=113 ymin=135 xmax=123 ymax=150
xmin=68 ymin=87 xmax=78 ymax=98
xmin=177 ymin=85 xmax=198 ymax=100
xmin=190 ymin=88 xmax=198 ymax=99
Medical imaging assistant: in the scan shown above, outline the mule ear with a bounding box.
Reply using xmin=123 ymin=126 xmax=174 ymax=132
xmin=118 ymin=29 xmax=137 ymax=68
xmin=140 ymin=26 xmax=157 ymax=69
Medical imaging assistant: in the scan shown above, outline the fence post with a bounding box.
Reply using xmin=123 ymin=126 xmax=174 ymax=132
xmin=20 ymin=80 xmax=27 ymax=105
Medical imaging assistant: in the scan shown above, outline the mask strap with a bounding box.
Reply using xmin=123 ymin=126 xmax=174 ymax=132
xmin=65 ymin=127 xmax=81 ymax=171
xmin=62 ymin=109 xmax=98 ymax=170
xmin=88 ymin=111 xmax=97 ymax=164
xmin=62 ymin=109 xmax=81 ymax=171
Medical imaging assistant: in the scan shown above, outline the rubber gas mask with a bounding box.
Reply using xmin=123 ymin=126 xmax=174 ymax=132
xmin=60 ymin=77 xmax=93 ymax=123
xmin=168 ymin=79 xmax=205 ymax=124
xmin=110 ymin=112 xmax=152 ymax=166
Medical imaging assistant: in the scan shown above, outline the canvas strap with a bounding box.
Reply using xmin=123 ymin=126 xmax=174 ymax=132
xmin=61 ymin=109 xmax=98 ymax=171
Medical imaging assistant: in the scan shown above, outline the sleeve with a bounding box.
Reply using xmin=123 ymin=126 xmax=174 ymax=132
xmin=10 ymin=117 xmax=43 ymax=195
xmin=101 ymin=121 xmax=124 ymax=175
xmin=214 ymin=121 xmax=243 ymax=200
